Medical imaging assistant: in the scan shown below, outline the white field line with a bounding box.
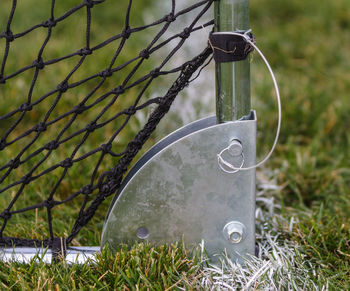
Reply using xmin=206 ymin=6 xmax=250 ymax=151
xmin=196 ymin=171 xmax=329 ymax=291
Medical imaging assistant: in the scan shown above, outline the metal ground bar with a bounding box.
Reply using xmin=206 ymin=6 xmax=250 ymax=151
xmin=0 ymin=246 xmax=100 ymax=264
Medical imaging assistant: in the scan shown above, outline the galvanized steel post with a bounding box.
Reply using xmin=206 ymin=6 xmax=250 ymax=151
xmin=214 ymin=0 xmax=251 ymax=122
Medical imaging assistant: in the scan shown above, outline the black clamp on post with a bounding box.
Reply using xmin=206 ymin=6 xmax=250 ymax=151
xmin=209 ymin=31 xmax=255 ymax=63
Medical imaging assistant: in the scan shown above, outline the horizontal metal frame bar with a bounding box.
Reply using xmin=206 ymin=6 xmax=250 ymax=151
xmin=0 ymin=246 xmax=100 ymax=264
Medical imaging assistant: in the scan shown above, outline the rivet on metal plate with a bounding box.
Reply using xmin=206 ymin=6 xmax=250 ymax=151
xmin=137 ymin=227 xmax=149 ymax=239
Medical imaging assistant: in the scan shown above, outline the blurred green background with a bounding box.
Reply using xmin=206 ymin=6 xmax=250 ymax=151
xmin=250 ymin=0 xmax=350 ymax=285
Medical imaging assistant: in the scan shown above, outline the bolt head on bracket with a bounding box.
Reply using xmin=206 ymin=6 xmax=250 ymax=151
xmin=223 ymin=221 xmax=246 ymax=244
xmin=228 ymin=139 xmax=243 ymax=156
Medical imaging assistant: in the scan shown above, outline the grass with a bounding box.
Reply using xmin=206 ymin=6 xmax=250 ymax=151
xmin=0 ymin=243 xmax=204 ymax=290
xmin=0 ymin=0 xmax=350 ymax=289
xmin=249 ymin=0 xmax=350 ymax=288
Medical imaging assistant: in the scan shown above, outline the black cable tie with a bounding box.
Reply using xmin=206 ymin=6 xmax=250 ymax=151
xmin=51 ymin=237 xmax=67 ymax=263
xmin=209 ymin=31 xmax=255 ymax=63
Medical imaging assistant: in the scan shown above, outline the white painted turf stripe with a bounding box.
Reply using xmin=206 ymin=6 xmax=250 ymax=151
xmin=197 ymin=172 xmax=329 ymax=291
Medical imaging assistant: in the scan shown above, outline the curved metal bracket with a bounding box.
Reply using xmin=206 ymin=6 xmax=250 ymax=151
xmin=101 ymin=111 xmax=257 ymax=261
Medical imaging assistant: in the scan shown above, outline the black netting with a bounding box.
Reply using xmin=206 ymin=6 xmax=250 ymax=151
xmin=0 ymin=0 xmax=214 ymax=248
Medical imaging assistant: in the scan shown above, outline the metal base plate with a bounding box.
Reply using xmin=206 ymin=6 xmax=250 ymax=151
xmin=101 ymin=111 xmax=256 ymax=261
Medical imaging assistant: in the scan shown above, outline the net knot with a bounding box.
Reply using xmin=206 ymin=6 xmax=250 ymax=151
xmin=0 ymin=139 xmax=6 ymax=151
xmin=100 ymin=143 xmax=112 ymax=154
xmin=42 ymin=19 xmax=57 ymax=28
xmin=122 ymin=26 xmax=131 ymax=39
xmin=84 ymin=0 xmax=94 ymax=8
xmin=78 ymin=47 xmax=93 ymax=56
xmin=180 ymin=28 xmax=191 ymax=39
xmin=100 ymin=183 xmax=112 ymax=195
xmin=86 ymin=121 xmax=97 ymax=132
xmin=112 ymin=85 xmax=124 ymax=95
xmin=34 ymin=122 xmax=47 ymax=133
xmin=19 ymin=103 xmax=33 ymax=112
xmin=139 ymin=49 xmax=150 ymax=59
xmin=44 ymin=140 xmax=59 ymax=150
xmin=74 ymin=104 xmax=87 ymax=114
xmin=81 ymin=185 xmax=93 ymax=195
xmin=9 ymin=158 xmax=21 ymax=169
xmin=43 ymin=198 xmax=55 ymax=209
xmin=125 ymin=106 xmax=136 ymax=115
xmin=0 ymin=77 xmax=5 ymax=84
xmin=21 ymin=174 xmax=32 ymax=185
xmin=57 ymin=81 xmax=69 ymax=93
xmin=60 ymin=158 xmax=73 ymax=168
xmin=99 ymin=69 xmax=112 ymax=78
xmin=166 ymin=13 xmax=176 ymax=23
xmin=150 ymin=68 xmax=160 ymax=77
xmin=1 ymin=30 xmax=14 ymax=42
xmin=32 ymin=58 xmax=45 ymax=70
xmin=0 ymin=210 xmax=11 ymax=220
